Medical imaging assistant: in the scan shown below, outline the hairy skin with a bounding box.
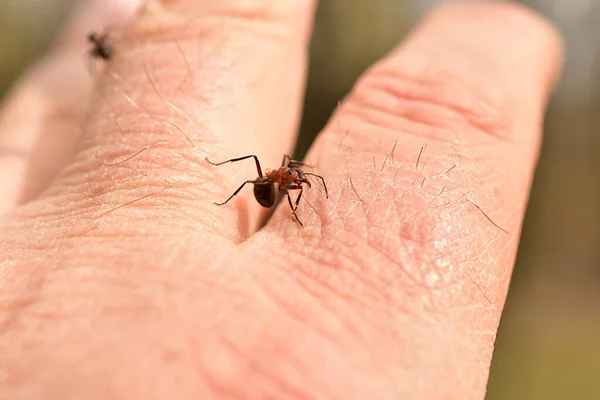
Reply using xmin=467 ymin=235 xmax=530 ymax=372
xmin=0 ymin=0 xmax=562 ymax=399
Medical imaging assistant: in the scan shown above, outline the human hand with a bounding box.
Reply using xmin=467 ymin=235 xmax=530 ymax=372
xmin=0 ymin=0 xmax=562 ymax=399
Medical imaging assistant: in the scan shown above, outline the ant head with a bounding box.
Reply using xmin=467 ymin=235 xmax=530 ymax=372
xmin=289 ymin=168 xmax=311 ymax=188
xmin=87 ymin=32 xmax=98 ymax=42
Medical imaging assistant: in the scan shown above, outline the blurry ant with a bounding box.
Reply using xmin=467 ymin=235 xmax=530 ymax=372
xmin=206 ymin=154 xmax=328 ymax=226
xmin=87 ymin=30 xmax=113 ymax=62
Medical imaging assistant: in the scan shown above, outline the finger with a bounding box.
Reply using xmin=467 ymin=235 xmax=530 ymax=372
xmin=261 ymin=2 xmax=562 ymax=397
xmin=0 ymin=0 xmax=141 ymax=214
xmin=32 ymin=0 xmax=317 ymax=238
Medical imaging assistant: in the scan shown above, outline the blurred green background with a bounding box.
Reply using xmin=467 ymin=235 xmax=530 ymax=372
xmin=1 ymin=0 xmax=598 ymax=398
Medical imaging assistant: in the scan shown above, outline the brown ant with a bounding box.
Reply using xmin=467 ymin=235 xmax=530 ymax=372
xmin=206 ymin=154 xmax=328 ymax=226
xmin=88 ymin=31 xmax=113 ymax=61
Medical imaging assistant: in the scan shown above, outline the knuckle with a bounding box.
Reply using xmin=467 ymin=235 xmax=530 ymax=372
xmin=345 ymin=60 xmax=512 ymax=145
xmin=138 ymin=0 xmax=313 ymax=45
xmin=152 ymin=0 xmax=315 ymax=27
xmin=203 ymin=0 xmax=314 ymax=26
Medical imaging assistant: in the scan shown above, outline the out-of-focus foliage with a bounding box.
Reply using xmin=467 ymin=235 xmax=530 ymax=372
xmin=1 ymin=1 xmax=598 ymax=399
xmin=0 ymin=0 xmax=75 ymax=94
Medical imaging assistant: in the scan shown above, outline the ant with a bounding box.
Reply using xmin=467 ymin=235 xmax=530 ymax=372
xmin=87 ymin=31 xmax=113 ymax=61
xmin=206 ymin=154 xmax=328 ymax=226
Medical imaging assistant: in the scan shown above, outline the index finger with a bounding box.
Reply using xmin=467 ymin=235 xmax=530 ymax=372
xmin=261 ymin=1 xmax=562 ymax=397
xmin=25 ymin=0 xmax=317 ymax=238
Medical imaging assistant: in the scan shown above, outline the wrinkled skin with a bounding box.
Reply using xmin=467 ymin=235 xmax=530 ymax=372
xmin=0 ymin=0 xmax=562 ymax=399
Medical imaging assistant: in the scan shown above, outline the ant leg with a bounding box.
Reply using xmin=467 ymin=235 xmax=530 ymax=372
xmin=286 ymin=192 xmax=303 ymax=226
xmin=294 ymin=186 xmax=304 ymax=211
xmin=206 ymin=155 xmax=264 ymax=178
xmin=290 ymin=160 xmax=313 ymax=169
xmin=304 ymin=173 xmax=328 ymax=198
xmin=281 ymin=188 xmax=302 ymax=226
xmin=281 ymin=185 xmax=305 ymax=208
xmin=214 ymin=180 xmax=255 ymax=206
xmin=283 ymin=154 xmax=314 ymax=169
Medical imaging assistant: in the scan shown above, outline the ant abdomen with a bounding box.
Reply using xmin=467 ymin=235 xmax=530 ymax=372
xmin=253 ymin=183 xmax=275 ymax=208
